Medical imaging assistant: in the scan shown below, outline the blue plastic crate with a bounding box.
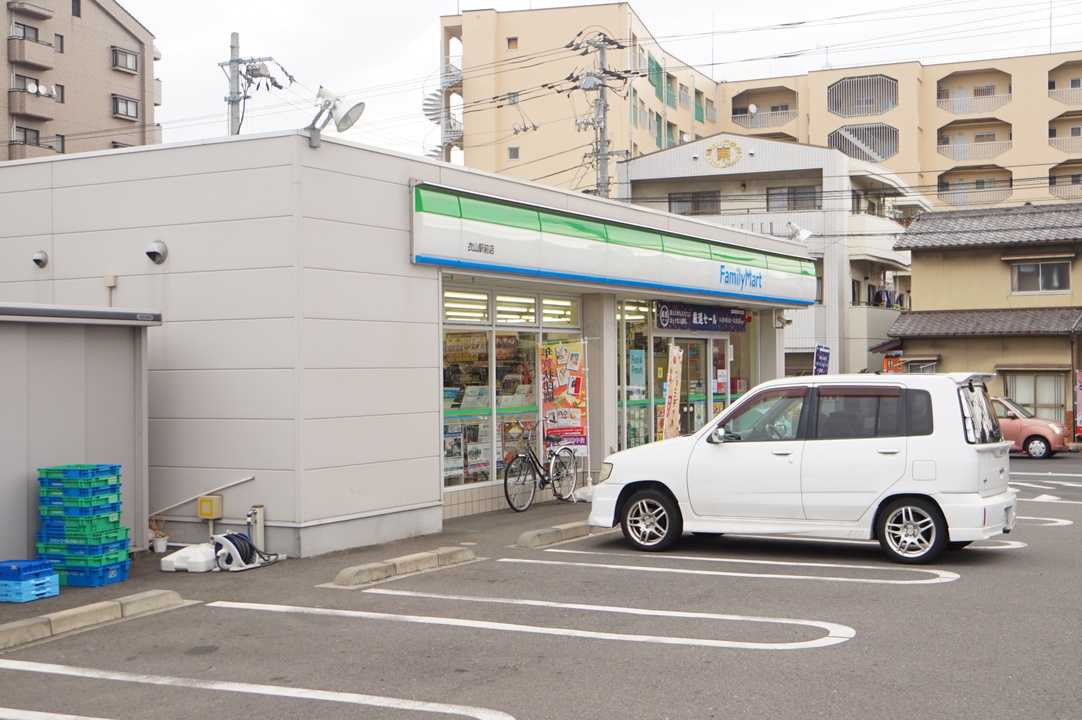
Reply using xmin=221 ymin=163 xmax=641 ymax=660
xmin=38 ymin=481 xmax=122 ymax=498
xmin=0 ymin=559 xmax=55 ymax=581
xmin=38 ymin=464 xmax=121 ymax=479
xmin=0 ymin=574 xmax=59 ymax=602
xmin=39 ymin=514 xmax=123 ymax=534
xmin=38 ymin=474 xmax=121 ymax=490
xmin=38 ymin=493 xmax=122 ymax=509
xmin=39 ymin=501 xmax=122 ymax=518
xmin=56 ymin=560 xmax=129 ymax=587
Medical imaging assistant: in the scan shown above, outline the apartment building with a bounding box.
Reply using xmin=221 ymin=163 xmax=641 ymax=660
xmin=5 ymin=0 xmax=159 ymax=161
xmin=437 ymin=3 xmax=1082 ymax=210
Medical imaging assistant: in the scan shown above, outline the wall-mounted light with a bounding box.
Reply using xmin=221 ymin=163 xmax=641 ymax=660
xmin=146 ymin=241 xmax=168 ymax=264
xmin=32 ymin=251 xmax=48 ymax=268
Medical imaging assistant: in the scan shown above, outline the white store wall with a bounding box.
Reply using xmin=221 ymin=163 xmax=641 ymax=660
xmin=0 ymin=131 xmax=812 ymax=557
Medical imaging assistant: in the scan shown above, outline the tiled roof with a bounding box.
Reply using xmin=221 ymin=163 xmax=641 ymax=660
xmin=889 ymin=307 xmax=1082 ymax=337
xmin=895 ymin=202 xmax=1082 ymax=250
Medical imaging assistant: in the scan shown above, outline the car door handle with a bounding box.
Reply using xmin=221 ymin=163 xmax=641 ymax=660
xmin=771 ymin=449 xmax=793 ymax=456
xmin=877 ymin=448 xmax=901 ymax=455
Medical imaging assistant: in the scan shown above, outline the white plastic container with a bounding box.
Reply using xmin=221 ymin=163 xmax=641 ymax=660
xmin=159 ymin=544 xmax=217 ymax=572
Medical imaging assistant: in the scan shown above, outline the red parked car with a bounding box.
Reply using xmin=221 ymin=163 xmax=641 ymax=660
xmin=991 ymin=397 xmax=1071 ymax=459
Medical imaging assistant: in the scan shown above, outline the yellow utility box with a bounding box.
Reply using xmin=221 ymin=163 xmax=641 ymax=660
xmin=197 ymin=494 xmax=223 ymax=520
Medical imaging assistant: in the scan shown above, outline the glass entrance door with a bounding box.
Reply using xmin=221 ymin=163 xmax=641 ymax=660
xmin=653 ymin=338 xmax=709 ymax=437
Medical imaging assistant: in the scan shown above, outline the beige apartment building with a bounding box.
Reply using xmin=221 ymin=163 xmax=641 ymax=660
xmin=5 ymin=0 xmax=159 ymax=161
xmin=437 ymin=3 xmax=1082 ymax=210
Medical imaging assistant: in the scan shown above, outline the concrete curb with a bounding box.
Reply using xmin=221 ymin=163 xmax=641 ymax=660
xmin=334 ymin=546 xmax=475 ymax=587
xmin=0 ymin=589 xmax=185 ymax=651
xmin=517 ymin=520 xmax=591 ymax=548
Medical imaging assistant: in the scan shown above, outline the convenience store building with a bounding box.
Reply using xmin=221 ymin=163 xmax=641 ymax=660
xmin=0 ymin=130 xmax=814 ymax=556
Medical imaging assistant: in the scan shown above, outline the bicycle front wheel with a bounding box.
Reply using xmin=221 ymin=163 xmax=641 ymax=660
xmin=504 ymin=455 xmax=537 ymax=512
xmin=548 ymin=447 xmax=577 ymax=501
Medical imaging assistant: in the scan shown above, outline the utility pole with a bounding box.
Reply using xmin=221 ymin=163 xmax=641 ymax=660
xmin=576 ymin=34 xmax=624 ymax=197
xmin=219 ymin=33 xmax=277 ymax=136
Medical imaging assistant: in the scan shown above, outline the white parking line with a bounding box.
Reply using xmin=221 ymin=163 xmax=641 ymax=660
xmin=1022 ymin=494 xmax=1082 ymax=505
xmin=528 ymin=551 xmax=959 ymax=584
xmin=207 ymin=599 xmax=854 ymax=651
xmin=1019 ymin=515 xmax=1074 ymax=527
xmin=0 ymin=659 xmax=514 ymax=720
xmin=0 ymin=709 xmax=115 ymax=720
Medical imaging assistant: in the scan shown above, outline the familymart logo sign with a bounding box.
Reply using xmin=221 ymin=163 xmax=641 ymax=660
xmin=719 ymin=264 xmax=764 ymax=292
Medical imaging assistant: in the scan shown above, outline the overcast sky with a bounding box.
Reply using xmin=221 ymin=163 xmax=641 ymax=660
xmin=117 ymin=0 xmax=1082 ymax=156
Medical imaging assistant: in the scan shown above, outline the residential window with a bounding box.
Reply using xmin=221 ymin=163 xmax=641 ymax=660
xmin=638 ymin=98 xmax=648 ymax=128
xmin=55 ymin=134 xmax=65 ymax=153
xmin=1072 ymin=78 xmax=1082 ymax=89
xmin=507 ymin=146 xmax=519 ymax=161
xmin=13 ymin=22 xmax=39 ymax=41
xmin=668 ymin=190 xmax=720 ymax=216
xmin=678 ymin=83 xmax=690 ymax=108
xmin=665 ymin=75 xmax=677 ymax=109
xmin=112 ymin=47 xmax=138 ymax=72
xmin=732 ymin=106 xmax=748 ymax=116
xmin=1072 ymin=127 xmax=1082 ymax=138
xmin=770 ymin=103 xmax=790 ymax=113
xmin=14 ymin=75 xmax=39 ymax=91
xmin=53 ymin=84 xmax=64 ymax=103
xmin=973 ymin=85 xmax=995 ymax=97
xmin=54 ymin=34 xmax=64 ymax=53
xmin=630 ymin=89 xmax=637 ymax=127
xmin=767 ymin=186 xmax=821 ymax=211
xmin=665 ymin=121 xmax=677 ymax=148
xmin=1011 ymin=261 xmax=1070 ymax=293
xmin=14 ymin=127 xmax=40 ymax=145
xmin=1049 ymin=80 xmax=1057 ymax=91
xmin=72 ymin=0 xmax=81 ymax=16
xmin=937 ymin=87 xmax=950 ymax=100
xmin=705 ymin=98 xmax=717 ymax=121
xmin=694 ymin=90 xmax=705 ymax=122
xmin=937 ymin=135 xmax=950 ymax=145
xmin=1050 ymin=127 xmax=1058 ymax=138
xmin=974 ymin=132 xmax=996 ymax=143
xmin=111 ymin=95 xmax=138 ymax=118
xmin=506 ymin=37 xmax=518 ymax=51
xmin=1004 ymin=373 xmax=1066 ymax=424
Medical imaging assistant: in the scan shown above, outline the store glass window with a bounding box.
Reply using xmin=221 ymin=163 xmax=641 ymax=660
xmin=442 ymin=289 xmax=581 ymax=488
xmin=620 ymin=300 xmax=651 ymax=448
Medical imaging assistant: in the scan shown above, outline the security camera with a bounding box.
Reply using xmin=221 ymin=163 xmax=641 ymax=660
xmin=748 ymin=150 xmax=755 ymax=157
xmin=145 ymin=241 xmax=168 ymax=264
xmin=32 ymin=251 xmax=48 ymax=268
xmin=692 ymin=153 xmax=699 ymax=160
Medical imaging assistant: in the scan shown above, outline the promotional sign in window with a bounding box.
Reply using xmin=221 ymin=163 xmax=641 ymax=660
xmin=814 ymin=344 xmax=831 ymax=375
xmin=655 ymin=302 xmax=746 ymax=333
xmin=541 ymin=341 xmax=587 ymax=453
xmin=662 ymin=343 xmax=684 ymax=439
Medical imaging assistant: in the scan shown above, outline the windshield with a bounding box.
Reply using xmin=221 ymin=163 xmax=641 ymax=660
xmin=959 ymin=381 xmax=1003 ymax=444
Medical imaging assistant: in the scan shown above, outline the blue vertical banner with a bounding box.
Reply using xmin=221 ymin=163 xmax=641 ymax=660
xmin=813 ymin=345 xmax=831 ymax=375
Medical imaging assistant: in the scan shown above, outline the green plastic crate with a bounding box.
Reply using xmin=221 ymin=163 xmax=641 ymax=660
xmin=40 ymin=548 xmax=129 ymax=567
xmin=36 ymin=526 xmax=130 ymax=545
xmin=38 ymin=464 xmax=121 ymax=479
xmin=38 ymin=492 xmax=121 ymax=508
xmin=39 ymin=513 xmax=121 ymax=534
xmin=38 ymin=474 xmax=121 ymax=490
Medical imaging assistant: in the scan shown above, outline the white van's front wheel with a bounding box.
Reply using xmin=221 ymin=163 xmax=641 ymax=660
xmin=877 ymin=498 xmax=946 ymax=564
xmin=621 ymin=489 xmax=682 ymax=551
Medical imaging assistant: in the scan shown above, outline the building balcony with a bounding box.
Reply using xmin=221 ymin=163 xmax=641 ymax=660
xmin=1050 ymin=184 xmax=1082 ymax=199
xmin=731 ymin=109 xmax=797 ymax=128
xmin=8 ymin=89 xmax=54 ymax=121
xmin=937 ymin=140 xmax=1011 ymax=160
xmin=7 ymin=36 xmax=54 ymax=70
xmin=1050 ymin=136 xmax=1082 ymax=153
xmin=6 ymin=1 xmax=53 ymax=18
xmin=7 ymin=141 xmax=54 ymax=161
xmin=936 ymin=186 xmax=1011 ymax=205
xmin=936 ymin=94 xmax=1010 ymax=114
xmin=1050 ymin=88 xmax=1082 ymax=105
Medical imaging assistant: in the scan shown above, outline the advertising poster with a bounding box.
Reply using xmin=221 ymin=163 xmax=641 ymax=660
xmin=662 ymin=343 xmax=683 ymax=439
xmin=442 ymin=424 xmax=464 ymax=484
xmin=541 ymin=341 xmax=588 ymax=453
xmin=814 ymin=344 xmax=831 ymax=375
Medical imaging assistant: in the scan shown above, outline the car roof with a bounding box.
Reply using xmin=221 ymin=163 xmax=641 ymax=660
xmin=759 ymin=372 xmax=993 ymax=389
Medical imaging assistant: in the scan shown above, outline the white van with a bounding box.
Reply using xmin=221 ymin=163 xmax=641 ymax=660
xmin=589 ymin=373 xmax=1016 ymax=564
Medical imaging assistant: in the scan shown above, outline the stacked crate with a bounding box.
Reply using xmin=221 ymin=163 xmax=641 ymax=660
xmin=0 ymin=560 xmax=59 ymax=603
xmin=36 ymin=464 xmax=131 ymax=587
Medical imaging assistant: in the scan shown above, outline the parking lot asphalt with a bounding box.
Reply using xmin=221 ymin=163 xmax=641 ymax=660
xmin=0 ymin=500 xmax=594 ymax=645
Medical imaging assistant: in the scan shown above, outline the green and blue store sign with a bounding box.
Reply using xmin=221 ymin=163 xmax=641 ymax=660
xmin=412 ymin=185 xmax=816 ymax=306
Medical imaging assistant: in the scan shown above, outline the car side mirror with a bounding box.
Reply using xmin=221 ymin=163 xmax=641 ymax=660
xmin=1005 ymin=412 xmax=1017 ymax=419
xmin=707 ymin=426 xmax=727 ymax=444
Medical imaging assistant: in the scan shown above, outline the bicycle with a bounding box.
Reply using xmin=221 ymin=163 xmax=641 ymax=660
xmin=503 ymin=422 xmax=578 ymax=512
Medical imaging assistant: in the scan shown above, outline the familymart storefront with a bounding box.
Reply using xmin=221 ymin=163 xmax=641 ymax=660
xmin=413 ymin=184 xmax=815 ymax=516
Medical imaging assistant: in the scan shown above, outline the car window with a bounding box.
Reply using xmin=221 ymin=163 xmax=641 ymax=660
xmin=906 ymin=389 xmax=934 ymax=436
xmin=721 ymin=387 xmax=805 ymax=441
xmin=959 ymin=381 xmax=1003 ymax=444
xmin=991 ymin=399 xmax=1009 ymax=419
xmin=815 ymin=386 xmax=903 ymax=439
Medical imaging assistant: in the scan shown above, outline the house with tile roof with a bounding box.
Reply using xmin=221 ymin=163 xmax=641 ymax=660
xmin=877 ymin=201 xmax=1082 ymax=429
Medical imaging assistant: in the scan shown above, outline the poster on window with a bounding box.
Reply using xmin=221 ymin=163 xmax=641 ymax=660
xmin=443 ymin=424 xmax=464 ymax=484
xmin=662 ymin=343 xmax=683 ymax=439
xmin=541 ymin=340 xmax=587 ymax=453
